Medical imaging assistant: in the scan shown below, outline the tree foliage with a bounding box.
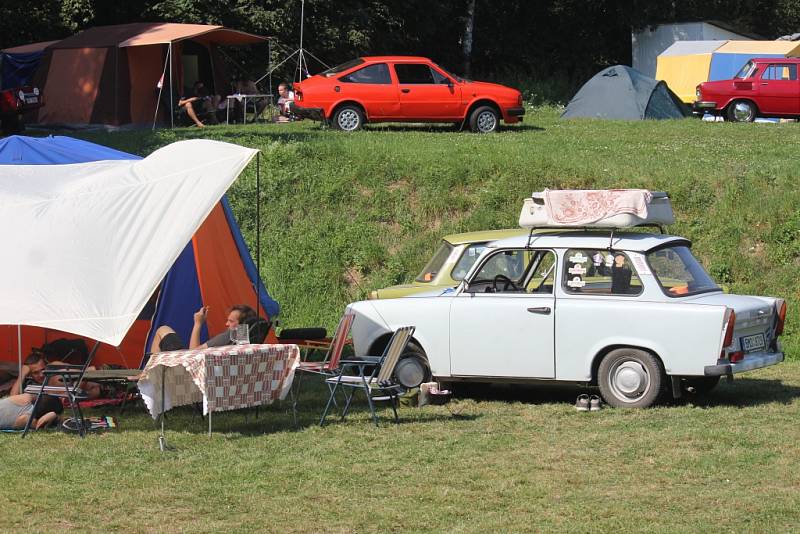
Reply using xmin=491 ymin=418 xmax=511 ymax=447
xmin=3 ymin=0 xmax=800 ymax=89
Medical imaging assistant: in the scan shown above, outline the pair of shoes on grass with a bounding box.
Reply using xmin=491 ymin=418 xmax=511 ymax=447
xmin=575 ymin=394 xmax=602 ymax=412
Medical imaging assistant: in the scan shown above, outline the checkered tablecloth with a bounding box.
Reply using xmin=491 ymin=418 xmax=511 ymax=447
xmin=137 ymin=344 xmax=300 ymax=419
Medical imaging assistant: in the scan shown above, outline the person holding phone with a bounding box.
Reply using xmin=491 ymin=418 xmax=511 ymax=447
xmin=149 ymin=304 xmax=258 ymax=353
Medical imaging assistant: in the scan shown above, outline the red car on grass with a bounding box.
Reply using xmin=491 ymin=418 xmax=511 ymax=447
xmin=292 ymin=56 xmax=525 ymax=132
xmin=694 ymin=57 xmax=800 ymax=122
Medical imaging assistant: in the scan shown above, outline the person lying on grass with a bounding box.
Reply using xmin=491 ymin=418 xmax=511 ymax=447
xmin=0 ymin=393 xmax=62 ymax=430
xmin=149 ymin=304 xmax=258 ymax=353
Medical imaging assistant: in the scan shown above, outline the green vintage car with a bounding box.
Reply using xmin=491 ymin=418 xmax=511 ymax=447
xmin=369 ymin=228 xmax=529 ymax=299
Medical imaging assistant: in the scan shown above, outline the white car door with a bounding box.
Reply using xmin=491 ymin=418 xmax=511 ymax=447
xmin=449 ymin=249 xmax=556 ymax=378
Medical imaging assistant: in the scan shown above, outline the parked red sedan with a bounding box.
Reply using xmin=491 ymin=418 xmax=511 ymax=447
xmin=292 ymin=56 xmax=525 ymax=132
xmin=694 ymin=57 xmax=800 ymax=122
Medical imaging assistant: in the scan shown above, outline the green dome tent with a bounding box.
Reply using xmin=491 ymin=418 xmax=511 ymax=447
xmin=562 ymin=65 xmax=689 ymax=120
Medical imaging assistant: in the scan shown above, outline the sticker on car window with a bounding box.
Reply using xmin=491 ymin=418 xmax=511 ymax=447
xmin=568 ymin=264 xmax=586 ymax=275
xmin=631 ymin=255 xmax=650 ymax=275
xmin=605 ymin=254 xmax=614 ymax=267
xmin=569 ymin=252 xmax=588 ymax=264
xmin=567 ymin=276 xmax=586 ymax=288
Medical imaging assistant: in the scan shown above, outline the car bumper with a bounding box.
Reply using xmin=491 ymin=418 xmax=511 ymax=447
xmin=693 ymin=101 xmax=717 ymax=111
xmin=292 ymin=104 xmax=325 ymax=121
xmin=704 ymin=351 xmax=784 ymax=376
xmin=507 ymin=107 xmax=526 ymax=117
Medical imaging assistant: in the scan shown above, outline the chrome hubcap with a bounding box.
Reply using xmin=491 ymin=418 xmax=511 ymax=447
xmin=395 ymin=358 xmax=426 ymax=389
xmin=608 ymin=359 xmax=650 ymax=402
xmin=477 ymin=110 xmax=497 ymax=132
xmin=733 ymin=102 xmax=753 ymax=121
xmin=338 ymin=109 xmax=360 ymax=130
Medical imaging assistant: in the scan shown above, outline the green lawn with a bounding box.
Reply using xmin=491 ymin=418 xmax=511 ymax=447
xmin=2 ymin=363 xmax=800 ymax=532
xmin=5 ymin=108 xmax=800 ymax=531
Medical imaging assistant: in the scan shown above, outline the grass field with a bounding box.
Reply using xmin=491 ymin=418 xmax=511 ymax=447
xmin=2 ymin=363 xmax=800 ymax=532
xmin=4 ymin=107 xmax=800 ymax=531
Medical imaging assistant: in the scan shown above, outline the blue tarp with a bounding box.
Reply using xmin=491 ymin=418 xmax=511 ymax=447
xmin=0 ymin=135 xmax=278 ymax=365
xmin=0 ymin=51 xmax=43 ymax=88
xmin=709 ymin=53 xmax=786 ymax=81
xmin=0 ymin=135 xmax=139 ymax=164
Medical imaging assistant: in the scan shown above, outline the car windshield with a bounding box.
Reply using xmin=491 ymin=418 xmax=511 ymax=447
xmin=416 ymin=241 xmax=454 ymax=283
xmin=647 ymin=245 xmax=720 ymax=297
xmin=433 ymin=63 xmax=463 ymax=83
xmin=734 ymin=60 xmax=756 ymax=79
xmin=321 ymin=58 xmax=365 ymax=77
xmin=451 ymin=242 xmax=490 ymax=281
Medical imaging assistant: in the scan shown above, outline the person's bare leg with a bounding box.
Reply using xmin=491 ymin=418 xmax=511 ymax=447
xmin=150 ymin=326 xmax=177 ymax=355
xmin=34 ymin=411 xmax=57 ymax=429
xmin=184 ymin=101 xmax=205 ymax=127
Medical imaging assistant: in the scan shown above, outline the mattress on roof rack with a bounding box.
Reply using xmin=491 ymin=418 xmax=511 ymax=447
xmin=519 ymin=189 xmax=674 ymax=229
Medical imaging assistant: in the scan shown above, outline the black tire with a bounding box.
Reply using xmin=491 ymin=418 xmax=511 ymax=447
xmin=726 ymin=99 xmax=757 ymax=122
xmin=682 ymin=376 xmax=720 ymax=396
xmin=278 ymin=327 xmax=327 ymax=340
xmin=393 ymin=344 xmax=432 ymax=389
xmin=598 ymin=348 xmax=664 ymax=408
xmin=332 ymin=105 xmax=364 ymax=131
xmin=468 ymin=105 xmax=500 ymax=133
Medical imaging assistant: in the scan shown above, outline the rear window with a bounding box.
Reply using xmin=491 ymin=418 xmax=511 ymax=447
xmin=647 ymin=245 xmax=719 ymax=297
xmin=340 ymin=63 xmax=392 ymax=84
xmin=322 ymin=58 xmax=364 ymax=77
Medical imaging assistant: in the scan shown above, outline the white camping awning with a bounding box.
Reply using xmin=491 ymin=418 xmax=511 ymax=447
xmin=0 ymin=139 xmax=258 ymax=346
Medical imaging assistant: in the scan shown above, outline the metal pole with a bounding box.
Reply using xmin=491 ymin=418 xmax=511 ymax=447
xmin=298 ymin=0 xmax=306 ymax=81
xmin=256 ymin=152 xmax=261 ymax=318
xmin=168 ymin=44 xmax=174 ymax=129
xmin=268 ymin=39 xmax=272 ymax=96
xmin=17 ymin=325 xmax=22 ymax=381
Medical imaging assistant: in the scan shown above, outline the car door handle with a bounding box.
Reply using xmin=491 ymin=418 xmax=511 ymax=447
xmin=527 ymin=307 xmax=551 ymax=315
xmin=761 ymin=82 xmax=768 ymax=85
xmin=401 ymin=88 xmax=411 ymax=93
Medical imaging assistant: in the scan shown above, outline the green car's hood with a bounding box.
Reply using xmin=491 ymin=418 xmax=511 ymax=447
xmin=374 ymin=283 xmax=450 ymax=299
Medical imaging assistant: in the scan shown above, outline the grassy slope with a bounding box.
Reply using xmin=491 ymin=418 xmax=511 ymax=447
xmin=80 ymin=108 xmax=800 ymax=356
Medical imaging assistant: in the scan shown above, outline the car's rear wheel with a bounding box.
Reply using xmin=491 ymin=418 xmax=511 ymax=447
xmin=469 ymin=105 xmax=499 ymax=133
xmin=394 ymin=344 xmax=432 ymax=389
xmin=332 ymin=105 xmax=364 ymax=131
xmin=726 ymin=99 xmax=757 ymax=122
xmin=598 ymin=348 xmax=664 ymax=408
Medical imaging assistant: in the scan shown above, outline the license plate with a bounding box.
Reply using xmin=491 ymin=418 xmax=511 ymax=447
xmin=741 ymin=333 xmax=766 ymax=352
xmin=25 ymin=97 xmax=38 ymax=104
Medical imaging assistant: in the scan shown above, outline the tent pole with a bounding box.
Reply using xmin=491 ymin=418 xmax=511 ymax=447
xmin=169 ymin=44 xmax=174 ymax=129
xmin=256 ymin=151 xmax=261 ymax=318
xmin=17 ymin=325 xmax=22 ymax=382
xmin=153 ymin=50 xmax=170 ymax=130
xmin=268 ymin=39 xmax=272 ymax=96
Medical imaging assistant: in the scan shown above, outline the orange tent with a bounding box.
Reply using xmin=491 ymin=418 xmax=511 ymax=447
xmin=32 ymin=23 xmax=268 ymax=126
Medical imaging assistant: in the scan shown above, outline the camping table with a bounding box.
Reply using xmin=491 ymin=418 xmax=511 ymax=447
xmin=137 ymin=343 xmax=299 ymax=449
xmin=225 ymin=94 xmax=274 ymax=124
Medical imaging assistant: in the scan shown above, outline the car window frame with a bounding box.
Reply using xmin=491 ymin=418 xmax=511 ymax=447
xmin=645 ymin=243 xmax=721 ymax=298
xmin=463 ymin=247 xmax=554 ymax=296
xmin=560 ymin=248 xmax=644 ymax=298
xmin=761 ymin=63 xmax=798 ymax=81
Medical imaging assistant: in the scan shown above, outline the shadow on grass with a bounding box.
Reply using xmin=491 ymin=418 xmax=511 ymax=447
xmin=681 ymin=377 xmax=800 ymax=408
xmin=364 ymin=123 xmax=545 ymax=134
xmin=451 ymin=377 xmax=800 ymax=409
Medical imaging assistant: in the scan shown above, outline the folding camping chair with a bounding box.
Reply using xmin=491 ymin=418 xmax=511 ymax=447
xmin=291 ymin=311 xmax=355 ymax=417
xmin=22 ymin=342 xmax=100 ymax=438
xmin=320 ymin=326 xmax=415 ymax=427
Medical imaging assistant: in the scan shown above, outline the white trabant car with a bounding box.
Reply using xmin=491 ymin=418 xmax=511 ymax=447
xmin=348 ymin=223 xmax=786 ymax=408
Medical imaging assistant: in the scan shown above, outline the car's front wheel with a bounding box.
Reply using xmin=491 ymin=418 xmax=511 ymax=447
xmin=394 ymin=344 xmax=432 ymax=389
xmin=332 ymin=105 xmax=364 ymax=131
xmin=598 ymin=348 xmax=664 ymax=408
xmin=469 ymin=105 xmax=499 ymax=133
xmin=726 ymin=99 xmax=757 ymax=122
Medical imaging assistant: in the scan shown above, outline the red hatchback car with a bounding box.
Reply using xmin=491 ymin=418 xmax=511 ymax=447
xmin=292 ymin=56 xmax=525 ymax=132
xmin=694 ymin=57 xmax=800 ymax=122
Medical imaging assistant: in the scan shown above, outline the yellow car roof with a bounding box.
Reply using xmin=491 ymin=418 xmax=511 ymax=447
xmin=442 ymin=228 xmax=529 ymax=245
